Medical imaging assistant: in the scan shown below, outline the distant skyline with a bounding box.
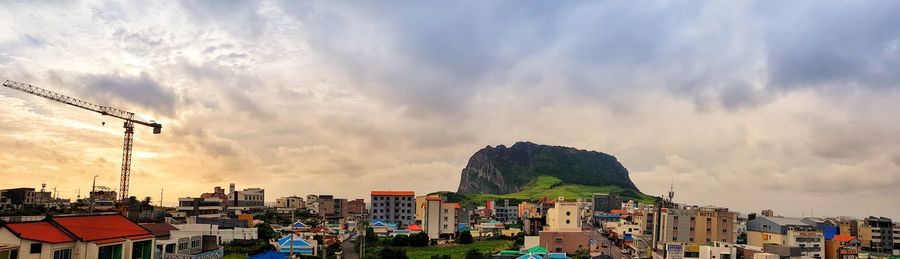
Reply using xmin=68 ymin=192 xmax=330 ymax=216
xmin=1 ymin=1 xmax=898 ymax=219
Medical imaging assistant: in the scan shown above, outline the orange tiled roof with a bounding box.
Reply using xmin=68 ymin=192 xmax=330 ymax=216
xmin=425 ymin=196 xmax=443 ymax=201
xmin=833 ymin=235 xmax=855 ymax=242
xmin=3 ymin=221 xmax=75 ymax=243
xmin=371 ymin=191 xmax=415 ymax=196
xmin=51 ymin=214 xmax=153 ymax=242
xmin=444 ymin=202 xmax=461 ymax=209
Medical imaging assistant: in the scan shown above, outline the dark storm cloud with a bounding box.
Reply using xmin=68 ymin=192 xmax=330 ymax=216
xmin=284 ymin=0 xmax=900 ymax=115
xmin=761 ymin=1 xmax=900 ymax=90
xmin=82 ymin=72 xmax=177 ymax=117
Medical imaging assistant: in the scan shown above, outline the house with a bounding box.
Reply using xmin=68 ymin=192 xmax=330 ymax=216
xmin=0 ymin=214 xmax=156 ymax=259
xmin=276 ymin=234 xmax=316 ymax=255
xmin=143 ymin=223 xmax=223 ymax=259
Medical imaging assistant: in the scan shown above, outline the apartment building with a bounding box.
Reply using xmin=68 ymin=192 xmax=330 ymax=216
xmin=540 ymin=198 xmax=591 ymax=254
xmin=176 ymin=197 xmax=226 ymax=218
xmin=318 ymin=196 xmax=348 ymax=219
xmin=200 ymin=186 xmax=229 ymax=203
xmin=0 ymin=188 xmax=35 ymax=210
xmin=306 ymin=195 xmax=319 ymax=214
xmin=658 ymin=206 xmax=737 ymax=245
xmin=592 ymin=193 xmax=622 ymax=213
xmin=228 ymin=184 xmax=264 ymax=208
xmin=893 ymin=223 xmax=899 ymax=256
xmin=347 ymin=199 xmax=367 ymax=215
xmin=370 ymin=191 xmax=416 ymax=226
xmin=858 ymin=216 xmax=894 ymax=254
xmin=420 ymin=196 xmax=460 ymax=240
xmin=494 ymin=200 xmax=519 ymax=224
xmin=747 ymin=216 xmax=824 ymax=259
xmin=275 ymin=196 xmax=305 ymax=209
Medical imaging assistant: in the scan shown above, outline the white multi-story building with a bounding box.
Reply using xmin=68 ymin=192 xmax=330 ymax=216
xmin=176 ymin=197 xmax=226 ymax=218
xmin=421 ymin=196 xmax=460 ymax=240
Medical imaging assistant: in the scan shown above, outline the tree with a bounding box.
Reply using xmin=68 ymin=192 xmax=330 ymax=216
xmin=391 ymin=235 xmax=410 ymax=247
xmin=256 ymin=223 xmax=276 ymax=241
xmin=409 ymin=232 xmax=430 ymax=247
xmin=464 ymin=249 xmax=486 ymax=259
xmin=458 ymin=231 xmax=474 ymax=244
xmin=430 ymin=255 xmax=451 ymax=259
xmin=379 ymin=247 xmax=409 ymax=259
xmin=366 ymin=227 xmax=377 ymax=244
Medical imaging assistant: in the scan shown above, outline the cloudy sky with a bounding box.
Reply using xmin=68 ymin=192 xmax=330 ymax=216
xmin=1 ymin=1 xmax=898 ymax=219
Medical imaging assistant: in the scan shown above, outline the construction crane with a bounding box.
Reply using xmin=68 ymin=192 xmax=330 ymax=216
xmin=2 ymin=80 xmax=162 ymax=202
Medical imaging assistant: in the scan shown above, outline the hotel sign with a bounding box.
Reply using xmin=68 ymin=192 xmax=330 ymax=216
xmin=667 ymin=244 xmax=684 ymax=259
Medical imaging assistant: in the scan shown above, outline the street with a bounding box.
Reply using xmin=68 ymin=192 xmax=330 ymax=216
xmin=591 ymin=230 xmax=629 ymax=259
xmin=340 ymin=236 xmax=359 ymax=259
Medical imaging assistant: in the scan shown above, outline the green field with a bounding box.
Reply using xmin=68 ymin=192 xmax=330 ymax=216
xmin=406 ymin=240 xmax=515 ymax=259
xmin=467 ymin=176 xmax=656 ymax=205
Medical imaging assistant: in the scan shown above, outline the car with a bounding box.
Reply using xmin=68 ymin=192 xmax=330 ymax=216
xmin=602 ymin=243 xmax=609 ymax=248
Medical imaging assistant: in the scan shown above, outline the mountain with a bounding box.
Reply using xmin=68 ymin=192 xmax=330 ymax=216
xmin=456 ymin=142 xmax=641 ymax=196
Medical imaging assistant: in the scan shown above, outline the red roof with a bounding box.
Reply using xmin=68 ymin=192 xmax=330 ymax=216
xmin=611 ymin=209 xmax=626 ymax=214
xmin=425 ymin=196 xmax=443 ymax=201
xmin=408 ymin=224 xmax=423 ymax=231
xmin=3 ymin=222 xmax=74 ymax=243
xmin=444 ymin=202 xmax=461 ymax=209
xmin=52 ymin=214 xmax=153 ymax=243
xmin=833 ymin=235 xmax=855 ymax=243
xmin=371 ymin=191 xmax=415 ymax=196
xmin=140 ymin=223 xmax=178 ymax=237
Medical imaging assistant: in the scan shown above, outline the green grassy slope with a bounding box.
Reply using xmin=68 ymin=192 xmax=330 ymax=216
xmin=406 ymin=240 xmax=515 ymax=259
xmin=466 ymin=176 xmax=656 ymax=205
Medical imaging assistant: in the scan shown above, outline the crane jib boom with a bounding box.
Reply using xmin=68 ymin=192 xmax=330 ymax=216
xmin=2 ymin=80 xmax=161 ymax=132
xmin=2 ymin=79 xmax=162 ymax=203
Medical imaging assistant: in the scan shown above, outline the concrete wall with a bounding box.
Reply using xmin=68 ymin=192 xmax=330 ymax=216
xmin=539 ymin=231 xmax=590 ymax=254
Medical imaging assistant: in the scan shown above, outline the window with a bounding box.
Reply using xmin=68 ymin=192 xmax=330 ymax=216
xmin=0 ymin=249 xmax=19 ymax=259
xmin=98 ymin=244 xmax=123 ymax=259
xmin=555 ymin=247 xmax=563 ymax=252
xmin=53 ymin=249 xmax=73 ymax=259
xmin=555 ymin=237 xmax=563 ymax=243
xmin=30 ymin=243 xmax=42 ymax=254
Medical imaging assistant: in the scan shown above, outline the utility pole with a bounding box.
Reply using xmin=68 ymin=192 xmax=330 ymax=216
xmin=90 ymin=175 xmax=98 ymax=214
xmin=159 ymin=187 xmax=164 ymax=207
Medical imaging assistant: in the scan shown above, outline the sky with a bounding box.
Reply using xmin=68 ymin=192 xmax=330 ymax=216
xmin=1 ymin=1 xmax=898 ymax=219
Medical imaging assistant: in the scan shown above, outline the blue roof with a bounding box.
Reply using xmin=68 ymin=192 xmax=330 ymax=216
xmin=371 ymin=220 xmax=386 ymax=227
xmin=278 ymin=235 xmax=314 ymax=250
xmin=249 ymin=251 xmax=286 ymax=259
xmin=547 ymin=253 xmax=569 ymax=259
xmin=292 ymin=221 xmax=308 ymax=228
xmin=517 ymin=253 xmax=543 ymax=259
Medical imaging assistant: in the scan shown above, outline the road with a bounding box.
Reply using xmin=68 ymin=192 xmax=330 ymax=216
xmin=591 ymin=230 xmax=629 ymax=259
xmin=340 ymin=232 xmax=359 ymax=259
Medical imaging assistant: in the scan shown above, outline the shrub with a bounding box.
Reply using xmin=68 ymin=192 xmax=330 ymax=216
xmin=458 ymin=231 xmax=474 ymax=244
xmin=409 ymin=232 xmax=430 ymax=247
xmin=380 ymin=247 xmax=409 ymax=259
xmin=391 ymin=235 xmax=410 ymax=247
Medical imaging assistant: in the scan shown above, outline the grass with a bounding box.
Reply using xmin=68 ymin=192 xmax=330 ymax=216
xmin=406 ymin=240 xmax=515 ymax=259
xmin=467 ymin=176 xmax=656 ymax=205
xmin=223 ymin=254 xmax=248 ymax=259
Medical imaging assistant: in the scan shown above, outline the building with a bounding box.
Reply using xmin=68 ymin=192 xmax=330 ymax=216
xmin=0 ymin=188 xmax=35 ymax=210
xmin=747 ymin=216 xmax=824 ymax=259
xmin=699 ymin=242 xmax=739 ymax=259
xmin=761 ymin=210 xmax=774 ymax=218
xmin=540 ymin=198 xmax=591 ymax=254
xmin=838 ymin=218 xmax=859 ymax=238
xmin=306 ymin=195 xmax=319 ymax=214
xmin=228 ymin=184 xmax=264 ymax=208
xmin=893 ymin=223 xmax=899 ymax=256
xmin=317 ymin=196 xmax=347 ymax=220
xmin=593 ymin=193 xmax=622 ymax=213
xmin=494 ymin=200 xmax=519 ymax=224
xmin=0 ymin=214 xmax=156 ymax=259
xmin=824 ymin=235 xmax=859 ymax=259
xmin=201 ymin=186 xmax=230 ymax=203
xmin=176 ymin=197 xmax=226 ymax=218
xmin=347 ymin=199 xmax=367 ymax=215
xmin=275 ymin=196 xmax=305 ymax=209
xmin=858 ymin=216 xmax=893 ymax=254
xmin=168 ymin=224 xmax=257 ymax=244
xmin=142 ymin=223 xmax=223 ymax=259
xmin=657 ymin=206 xmax=737 ymax=245
xmin=370 ymin=191 xmax=416 ymax=226
xmin=421 ymin=196 xmax=460 ymax=240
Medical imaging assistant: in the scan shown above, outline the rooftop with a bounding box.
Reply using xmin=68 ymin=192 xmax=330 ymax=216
xmin=371 ymin=191 xmax=415 ymax=196
xmin=2 ymin=221 xmax=75 ymax=243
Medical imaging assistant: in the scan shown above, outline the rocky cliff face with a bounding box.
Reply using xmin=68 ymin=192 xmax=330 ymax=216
xmin=456 ymin=141 xmax=639 ymax=195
